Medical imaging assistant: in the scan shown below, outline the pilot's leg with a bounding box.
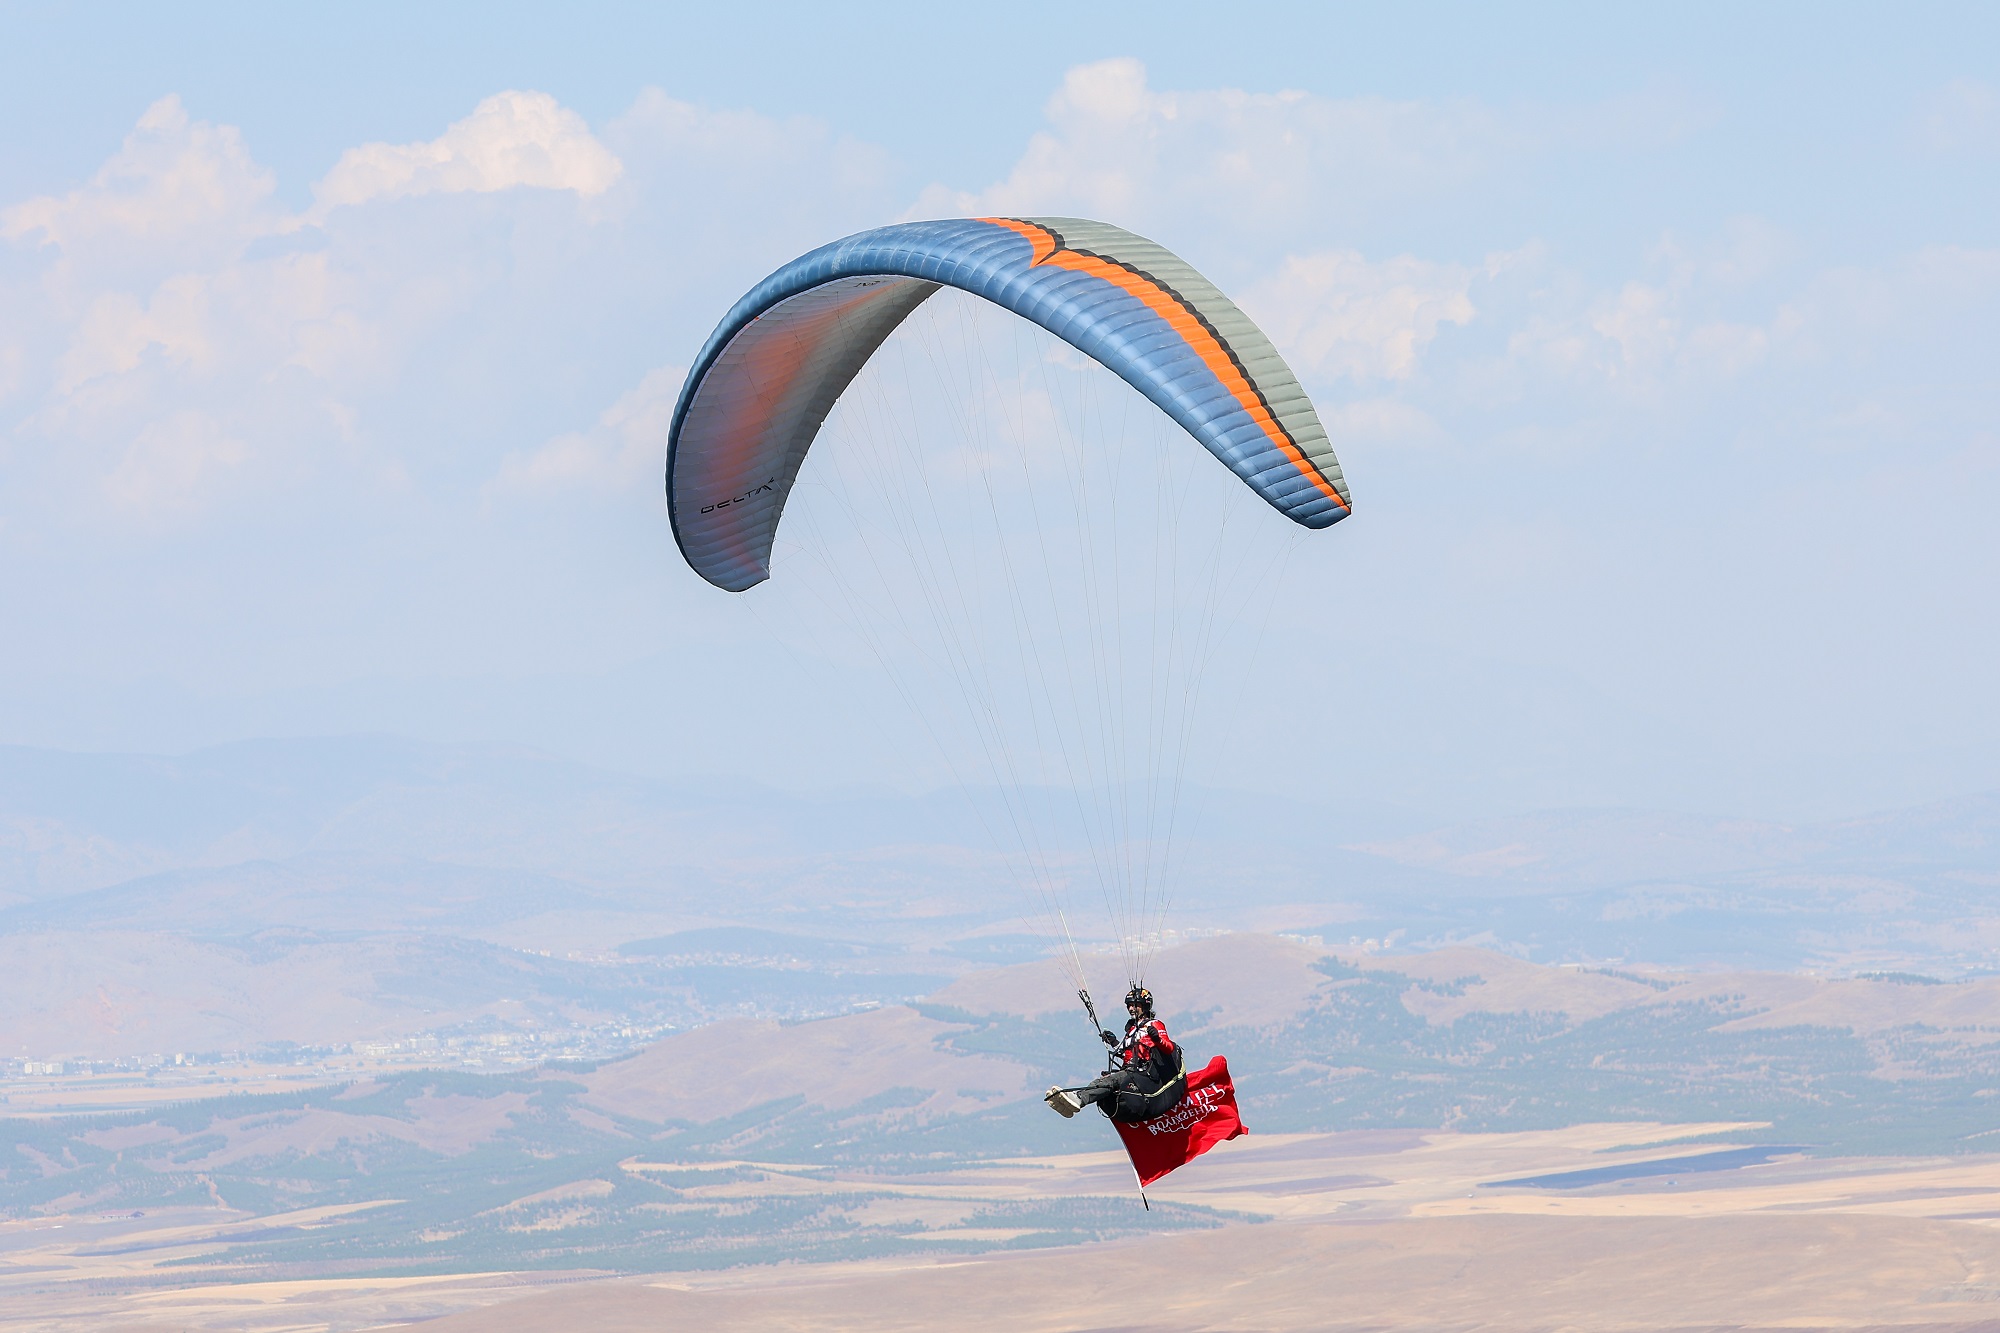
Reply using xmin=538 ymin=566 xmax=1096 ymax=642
xmin=1076 ymin=1068 xmax=1137 ymax=1106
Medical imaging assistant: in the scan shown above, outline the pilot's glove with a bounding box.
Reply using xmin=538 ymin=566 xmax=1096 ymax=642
xmin=1099 ymin=1029 xmax=1118 ymax=1047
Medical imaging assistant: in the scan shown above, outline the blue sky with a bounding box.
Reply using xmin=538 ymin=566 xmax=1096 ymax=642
xmin=1 ymin=2 xmax=1996 ymax=825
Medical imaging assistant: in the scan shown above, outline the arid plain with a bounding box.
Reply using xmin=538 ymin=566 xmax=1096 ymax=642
xmin=12 ymin=1120 xmax=2000 ymax=1330
xmin=12 ymin=935 xmax=2000 ymax=1330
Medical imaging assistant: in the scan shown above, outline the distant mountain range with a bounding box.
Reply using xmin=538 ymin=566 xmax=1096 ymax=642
xmin=1 ymin=736 xmax=1997 ymax=1059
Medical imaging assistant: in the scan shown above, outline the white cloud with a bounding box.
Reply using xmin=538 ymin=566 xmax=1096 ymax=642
xmin=56 ymin=274 xmax=216 ymax=393
xmin=4 ymin=100 xmax=360 ymax=417
xmin=1502 ymin=270 xmax=1769 ymax=395
xmin=1243 ymin=250 xmax=1476 ymax=384
xmin=1319 ymin=397 xmax=1448 ymax=448
xmin=1590 ymin=281 xmax=1683 ymax=375
xmin=489 ymin=364 xmax=683 ymax=500
xmin=310 ymin=91 xmax=623 ymax=217
xmin=0 ymin=82 xmax=898 ymax=561
xmin=1471 ymin=238 xmax=2000 ymax=443
xmin=103 ymin=410 xmax=247 ymax=518
xmin=912 ymin=59 xmax=1719 ymax=247
xmin=1 ymin=96 xmax=282 ymax=275
xmin=908 ymin=57 xmax=1518 ymax=246
xmin=1678 ymin=319 xmax=1770 ymax=379
xmin=0 ymin=98 xmax=494 ymax=534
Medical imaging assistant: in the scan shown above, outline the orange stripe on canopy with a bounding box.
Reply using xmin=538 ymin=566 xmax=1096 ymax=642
xmin=978 ymin=217 xmax=1348 ymax=513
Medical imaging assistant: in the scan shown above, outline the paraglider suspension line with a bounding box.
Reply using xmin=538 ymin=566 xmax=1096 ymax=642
xmin=1079 ymin=987 xmax=1103 ymax=1035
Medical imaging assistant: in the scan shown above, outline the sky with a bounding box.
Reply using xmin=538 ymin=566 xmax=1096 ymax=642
xmin=1 ymin=1 xmax=1997 ymax=827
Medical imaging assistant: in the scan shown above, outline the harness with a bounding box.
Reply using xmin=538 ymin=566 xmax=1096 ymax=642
xmin=1100 ymin=1047 xmax=1188 ymax=1123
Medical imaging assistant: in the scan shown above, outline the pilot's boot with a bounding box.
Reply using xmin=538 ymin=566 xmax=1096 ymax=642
xmin=1044 ymin=1086 xmax=1083 ymax=1118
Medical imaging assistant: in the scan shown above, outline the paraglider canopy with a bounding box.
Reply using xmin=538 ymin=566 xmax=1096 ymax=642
xmin=667 ymin=216 xmax=1351 ymax=592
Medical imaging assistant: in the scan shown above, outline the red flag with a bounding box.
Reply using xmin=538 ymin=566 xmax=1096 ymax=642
xmin=1112 ymin=1055 xmax=1247 ymax=1188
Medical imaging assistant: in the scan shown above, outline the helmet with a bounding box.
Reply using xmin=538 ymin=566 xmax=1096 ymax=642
xmin=1123 ymin=986 xmax=1154 ymax=1015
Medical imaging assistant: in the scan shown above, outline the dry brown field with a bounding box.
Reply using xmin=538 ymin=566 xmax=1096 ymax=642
xmin=12 ymin=1119 xmax=2000 ymax=1331
xmin=0 ymin=1051 xmax=541 ymax=1117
